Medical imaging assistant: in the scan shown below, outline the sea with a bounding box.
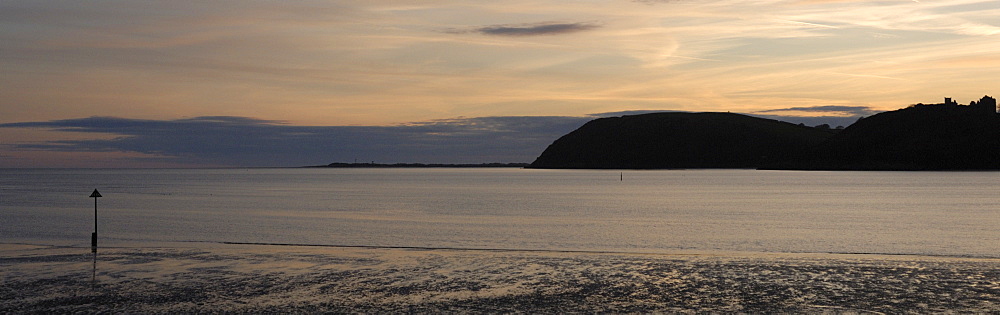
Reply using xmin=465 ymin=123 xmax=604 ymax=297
xmin=2 ymin=168 xmax=998 ymax=258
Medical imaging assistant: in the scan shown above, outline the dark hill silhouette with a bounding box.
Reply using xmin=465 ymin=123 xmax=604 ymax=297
xmin=528 ymin=112 xmax=836 ymax=169
xmin=529 ymin=96 xmax=1000 ymax=170
xmin=771 ymin=100 xmax=1000 ymax=170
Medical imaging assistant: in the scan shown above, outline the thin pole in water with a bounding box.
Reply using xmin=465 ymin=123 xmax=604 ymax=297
xmin=90 ymin=189 xmax=102 ymax=252
xmin=620 ymin=172 xmax=623 ymax=181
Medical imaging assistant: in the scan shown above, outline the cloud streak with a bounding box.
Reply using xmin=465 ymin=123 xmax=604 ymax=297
xmin=754 ymin=105 xmax=882 ymax=116
xmin=462 ymin=22 xmax=602 ymax=36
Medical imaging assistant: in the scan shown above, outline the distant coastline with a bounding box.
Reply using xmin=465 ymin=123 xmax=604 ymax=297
xmin=529 ymin=96 xmax=1000 ymax=171
xmin=309 ymin=162 xmax=530 ymax=168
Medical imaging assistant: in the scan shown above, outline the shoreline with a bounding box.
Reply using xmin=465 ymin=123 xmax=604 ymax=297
xmin=3 ymin=243 xmax=998 ymax=313
xmin=10 ymin=240 xmax=1000 ymax=261
xmin=308 ymin=162 xmax=530 ymax=168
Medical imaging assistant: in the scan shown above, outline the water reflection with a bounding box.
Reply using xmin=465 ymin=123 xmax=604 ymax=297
xmin=92 ymin=250 xmax=97 ymax=286
xmin=3 ymin=169 xmax=999 ymax=258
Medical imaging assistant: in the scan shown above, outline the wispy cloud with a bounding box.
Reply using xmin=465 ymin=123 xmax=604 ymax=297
xmin=754 ymin=105 xmax=882 ymax=116
xmin=456 ymin=22 xmax=602 ymax=36
xmin=632 ymin=0 xmax=680 ymax=4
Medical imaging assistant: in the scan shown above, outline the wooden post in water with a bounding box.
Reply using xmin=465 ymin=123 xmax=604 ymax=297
xmin=90 ymin=189 xmax=102 ymax=253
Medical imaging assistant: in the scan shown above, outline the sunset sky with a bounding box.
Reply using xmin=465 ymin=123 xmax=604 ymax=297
xmin=3 ymin=0 xmax=999 ymax=167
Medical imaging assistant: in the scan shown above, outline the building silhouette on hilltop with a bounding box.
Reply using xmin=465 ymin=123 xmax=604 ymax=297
xmin=969 ymin=95 xmax=997 ymax=114
xmin=926 ymin=96 xmax=997 ymax=114
xmin=944 ymin=97 xmax=957 ymax=106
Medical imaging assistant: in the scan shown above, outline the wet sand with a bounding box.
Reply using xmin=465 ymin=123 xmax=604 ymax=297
xmin=2 ymin=243 xmax=999 ymax=313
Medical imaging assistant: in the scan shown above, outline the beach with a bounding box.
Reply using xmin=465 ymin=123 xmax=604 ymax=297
xmin=3 ymin=243 xmax=998 ymax=313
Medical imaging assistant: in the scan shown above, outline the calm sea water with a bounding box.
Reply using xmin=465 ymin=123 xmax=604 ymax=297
xmin=2 ymin=168 xmax=998 ymax=258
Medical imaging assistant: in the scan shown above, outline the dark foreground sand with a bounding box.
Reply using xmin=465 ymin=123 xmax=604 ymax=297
xmin=2 ymin=243 xmax=998 ymax=313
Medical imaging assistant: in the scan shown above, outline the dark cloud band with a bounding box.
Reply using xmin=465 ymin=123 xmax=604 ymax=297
xmin=1 ymin=111 xmax=863 ymax=167
xmin=754 ymin=105 xmax=881 ymax=116
xmin=0 ymin=116 xmax=591 ymax=167
xmin=474 ymin=22 xmax=600 ymax=36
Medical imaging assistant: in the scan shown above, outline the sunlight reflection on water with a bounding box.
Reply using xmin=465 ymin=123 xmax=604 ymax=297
xmin=2 ymin=168 xmax=998 ymax=258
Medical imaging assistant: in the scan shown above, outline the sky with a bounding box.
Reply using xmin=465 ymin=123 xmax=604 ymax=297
xmin=2 ymin=0 xmax=999 ymax=167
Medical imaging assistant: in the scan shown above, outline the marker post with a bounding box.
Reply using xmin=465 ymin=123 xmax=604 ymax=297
xmin=90 ymin=189 xmax=102 ymax=252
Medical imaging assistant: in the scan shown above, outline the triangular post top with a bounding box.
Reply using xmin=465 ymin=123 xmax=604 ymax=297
xmin=90 ymin=189 xmax=102 ymax=198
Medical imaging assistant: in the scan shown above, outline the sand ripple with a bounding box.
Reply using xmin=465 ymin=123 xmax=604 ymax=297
xmin=2 ymin=245 xmax=998 ymax=313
